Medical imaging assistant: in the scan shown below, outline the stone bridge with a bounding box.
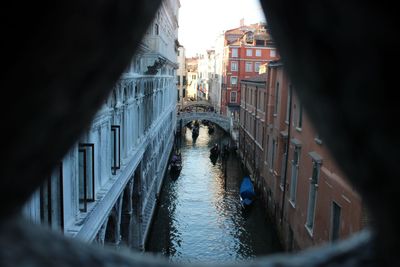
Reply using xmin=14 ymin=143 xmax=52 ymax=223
xmin=177 ymin=112 xmax=231 ymax=132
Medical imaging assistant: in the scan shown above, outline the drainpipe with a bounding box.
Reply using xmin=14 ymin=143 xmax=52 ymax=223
xmin=280 ymin=84 xmax=293 ymax=223
xmin=253 ymin=85 xmax=258 ymax=184
xmin=243 ymin=83 xmax=247 ymax=169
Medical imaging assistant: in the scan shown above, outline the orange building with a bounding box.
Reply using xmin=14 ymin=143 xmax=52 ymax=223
xmin=221 ymin=23 xmax=279 ymax=119
xmin=239 ymin=61 xmax=368 ymax=251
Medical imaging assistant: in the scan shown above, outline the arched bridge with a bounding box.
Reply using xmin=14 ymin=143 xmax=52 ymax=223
xmin=177 ymin=112 xmax=231 ymax=132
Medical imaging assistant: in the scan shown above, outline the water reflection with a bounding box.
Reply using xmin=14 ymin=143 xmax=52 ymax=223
xmin=147 ymin=124 xmax=282 ymax=263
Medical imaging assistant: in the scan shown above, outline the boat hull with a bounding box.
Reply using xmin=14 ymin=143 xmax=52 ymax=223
xmin=239 ymin=177 xmax=255 ymax=207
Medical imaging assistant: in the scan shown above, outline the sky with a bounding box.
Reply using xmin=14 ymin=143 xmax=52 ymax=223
xmin=178 ymin=0 xmax=266 ymax=57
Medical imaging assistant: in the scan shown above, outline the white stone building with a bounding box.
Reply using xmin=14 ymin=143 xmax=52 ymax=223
xmin=208 ymin=33 xmax=224 ymax=113
xmin=23 ymin=0 xmax=180 ymax=251
xmin=197 ymin=50 xmax=214 ymax=101
xmin=177 ymin=45 xmax=186 ymax=108
xmin=186 ymin=57 xmax=198 ymax=100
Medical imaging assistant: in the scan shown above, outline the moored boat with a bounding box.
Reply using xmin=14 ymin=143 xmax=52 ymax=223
xmin=208 ymin=124 xmax=214 ymax=134
xmin=210 ymin=143 xmax=220 ymax=156
xmin=239 ymin=176 xmax=255 ymax=207
xmin=192 ymin=126 xmax=199 ymax=138
xmin=170 ymin=152 xmax=182 ymax=174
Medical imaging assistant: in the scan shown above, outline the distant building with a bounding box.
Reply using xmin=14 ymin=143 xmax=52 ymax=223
xmin=221 ymin=22 xmax=279 ymax=119
xmin=23 ymin=0 xmax=181 ymax=251
xmin=186 ymin=57 xmax=198 ymax=100
xmin=196 ymin=49 xmax=215 ymax=101
xmin=239 ymin=61 xmax=367 ymax=251
xmin=177 ymin=45 xmax=186 ymax=108
xmin=208 ymin=33 xmax=225 ymax=113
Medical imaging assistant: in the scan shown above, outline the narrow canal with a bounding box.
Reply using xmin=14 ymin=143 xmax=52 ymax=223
xmin=146 ymin=123 xmax=282 ymax=263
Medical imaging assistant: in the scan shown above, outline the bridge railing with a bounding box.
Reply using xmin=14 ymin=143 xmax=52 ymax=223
xmin=177 ymin=111 xmax=225 ymax=120
xmin=181 ymin=100 xmax=214 ymax=110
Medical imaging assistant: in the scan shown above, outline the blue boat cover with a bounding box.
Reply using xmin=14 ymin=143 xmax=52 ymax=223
xmin=242 ymin=198 xmax=253 ymax=205
xmin=240 ymin=176 xmax=255 ymax=202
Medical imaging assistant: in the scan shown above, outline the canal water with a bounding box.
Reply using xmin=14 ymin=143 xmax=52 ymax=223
xmin=146 ymin=124 xmax=282 ymax=263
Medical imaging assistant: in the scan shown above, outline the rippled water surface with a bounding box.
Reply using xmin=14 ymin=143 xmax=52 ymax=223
xmin=147 ymin=125 xmax=282 ymax=263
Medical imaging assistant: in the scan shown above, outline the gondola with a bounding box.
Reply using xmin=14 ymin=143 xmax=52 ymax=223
xmin=208 ymin=124 xmax=214 ymax=134
xmin=170 ymin=152 xmax=182 ymax=174
xmin=210 ymin=143 xmax=220 ymax=157
xmin=239 ymin=176 xmax=255 ymax=207
xmin=192 ymin=126 xmax=199 ymax=138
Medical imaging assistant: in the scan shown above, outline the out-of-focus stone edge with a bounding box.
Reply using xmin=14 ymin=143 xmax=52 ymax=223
xmin=0 ymin=216 xmax=374 ymax=267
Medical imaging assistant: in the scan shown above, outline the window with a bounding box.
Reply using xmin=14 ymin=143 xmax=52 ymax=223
xmin=289 ymin=145 xmax=300 ymax=205
xmin=280 ymin=140 xmax=288 ymax=189
xmin=182 ymin=75 xmax=187 ymax=85
xmin=270 ymin=49 xmax=276 ymax=57
xmin=231 ymin=61 xmax=238 ymax=71
xmin=331 ymin=202 xmax=341 ymax=241
xmin=265 ymin=135 xmax=270 ymax=162
xmin=40 ymin=162 xmax=64 ymax=231
xmin=274 ymin=82 xmax=280 ymax=114
xmin=133 ymin=58 xmax=141 ymax=74
xmin=256 ymin=49 xmax=262 ymax=57
xmin=263 ymin=92 xmax=266 ymax=111
xmin=271 ymin=139 xmax=276 ymax=171
xmin=246 ymin=49 xmax=253 ymax=56
xmin=285 ymin=85 xmax=292 ymax=123
xmin=262 ymin=128 xmax=265 ymax=147
xmin=111 ymin=125 xmax=121 ymax=175
xmin=245 ymin=62 xmax=252 ymax=72
xmin=78 ymin=143 xmax=95 ymax=212
xmin=255 ymin=62 xmax=261 ymax=72
xmin=297 ymin=102 xmax=303 ymax=129
xmin=230 ymin=91 xmax=237 ymax=103
xmin=231 ymin=76 xmax=237 ymax=85
xmin=192 ymin=74 xmax=196 ymax=79
xmin=306 ymin=160 xmax=321 ymax=233
xmin=154 ymin=23 xmax=159 ymax=35
xmin=232 ymin=48 xmax=238 ymax=57
xmin=256 ymin=40 xmax=265 ymax=46
xmin=254 ymin=116 xmax=258 ymax=141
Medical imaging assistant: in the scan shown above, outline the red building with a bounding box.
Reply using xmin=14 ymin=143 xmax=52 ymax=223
xmin=239 ymin=61 xmax=368 ymax=251
xmin=221 ymin=23 xmax=279 ymax=119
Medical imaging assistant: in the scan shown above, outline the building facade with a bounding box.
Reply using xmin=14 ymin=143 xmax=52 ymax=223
xmin=222 ymin=23 xmax=279 ymax=119
xmin=239 ymin=61 xmax=366 ymax=251
xmin=23 ymin=0 xmax=180 ymax=251
xmin=177 ymin=45 xmax=187 ymax=109
xmin=196 ymin=49 xmax=216 ymax=101
xmin=186 ymin=57 xmax=198 ymax=100
xmin=208 ymin=33 xmax=224 ymax=113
